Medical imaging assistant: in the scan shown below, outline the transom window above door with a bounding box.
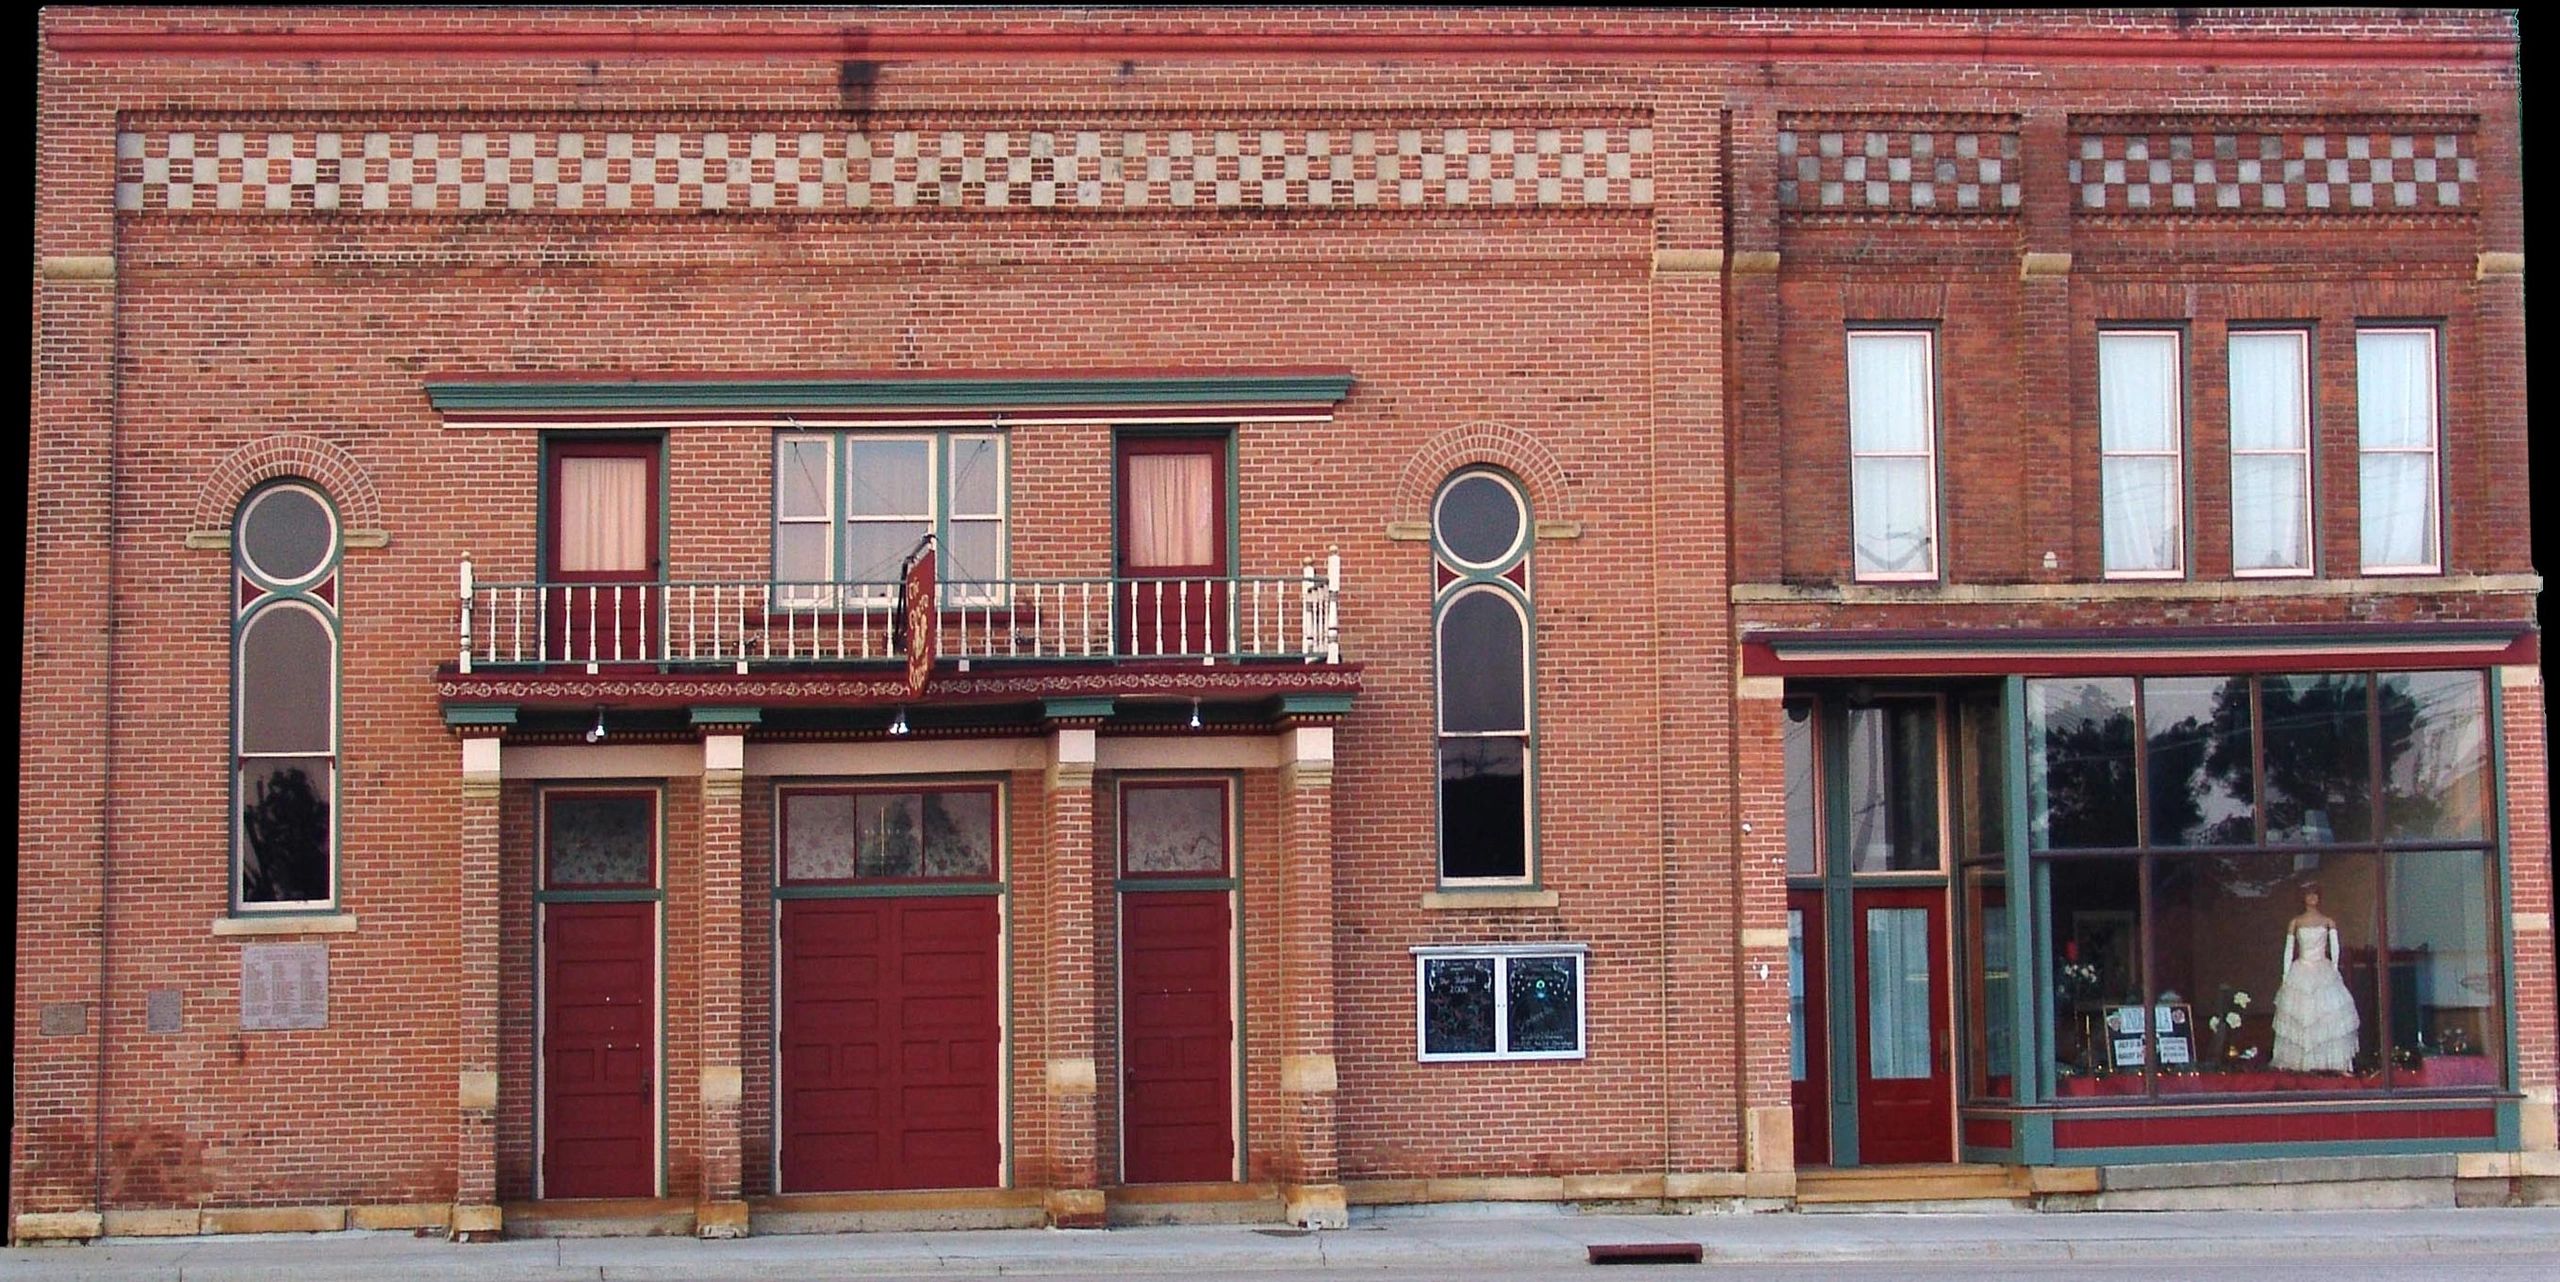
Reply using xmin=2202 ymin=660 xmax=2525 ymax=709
xmin=774 ymin=431 xmax=1008 ymax=606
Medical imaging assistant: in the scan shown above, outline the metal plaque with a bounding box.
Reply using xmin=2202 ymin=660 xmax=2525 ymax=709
xmin=240 ymin=941 xmax=329 ymax=1031
xmin=39 ymin=1002 xmax=87 ymax=1036
xmin=146 ymin=988 xmax=184 ymax=1034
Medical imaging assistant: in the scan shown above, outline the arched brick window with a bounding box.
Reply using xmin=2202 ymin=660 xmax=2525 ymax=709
xmin=233 ymin=480 xmax=342 ymax=910
xmin=1433 ymin=467 xmax=1536 ymax=884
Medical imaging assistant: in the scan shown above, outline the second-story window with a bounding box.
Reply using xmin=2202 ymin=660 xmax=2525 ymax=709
xmin=2228 ymin=329 xmax=2315 ymax=576
xmin=2356 ymin=327 xmax=2441 ymax=575
xmin=1846 ymin=329 xmax=1939 ymax=581
xmin=1434 ymin=468 xmax=1534 ymax=884
xmin=2099 ymin=330 xmax=2185 ymax=578
xmin=774 ymin=430 xmax=1008 ymax=606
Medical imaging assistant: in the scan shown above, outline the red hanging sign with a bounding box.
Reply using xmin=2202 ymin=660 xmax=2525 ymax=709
xmin=898 ymin=538 xmax=937 ymax=696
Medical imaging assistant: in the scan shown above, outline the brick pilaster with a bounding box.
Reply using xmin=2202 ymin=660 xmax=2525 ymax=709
xmin=694 ymin=730 xmax=748 ymax=1237
xmin=2501 ymin=672 xmax=2556 ymax=1153
xmin=452 ymin=736 xmax=504 ymax=1240
xmin=1042 ymin=726 xmax=1104 ymax=1227
xmin=1277 ymin=726 xmax=1346 ymax=1228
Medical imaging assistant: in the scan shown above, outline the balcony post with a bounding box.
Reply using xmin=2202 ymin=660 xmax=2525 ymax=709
xmin=1324 ymin=547 xmax=1342 ymax=665
xmin=458 ymin=553 xmax=474 ymax=675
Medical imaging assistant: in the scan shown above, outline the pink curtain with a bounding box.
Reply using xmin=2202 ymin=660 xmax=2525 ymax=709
xmin=1126 ymin=453 xmax=1213 ymax=569
xmin=558 ymin=456 xmax=648 ymax=573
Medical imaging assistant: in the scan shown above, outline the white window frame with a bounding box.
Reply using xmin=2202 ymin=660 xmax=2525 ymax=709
xmin=844 ymin=432 xmax=940 ymax=609
xmin=2227 ymin=328 xmax=2316 ymax=578
xmin=1846 ymin=329 xmax=1941 ymax=582
xmin=772 ymin=431 xmax=1012 ymax=610
xmin=1412 ymin=944 xmax=1588 ymax=1063
xmin=2355 ymin=326 xmax=2443 ymax=576
xmin=942 ymin=432 xmax=1009 ymax=605
xmin=2098 ymin=329 xmax=2187 ymax=579
xmin=774 ymin=433 xmax=838 ymax=608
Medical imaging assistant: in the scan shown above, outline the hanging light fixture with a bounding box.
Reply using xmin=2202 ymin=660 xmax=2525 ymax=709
xmin=1188 ymin=698 xmax=1203 ymax=731
xmin=888 ymin=706 xmax=911 ymax=737
xmin=585 ymin=707 xmax=607 ymax=744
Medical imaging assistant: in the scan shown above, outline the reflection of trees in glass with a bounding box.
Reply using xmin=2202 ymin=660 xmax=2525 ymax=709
xmin=2037 ymin=683 xmax=2137 ymax=848
xmin=2378 ymin=674 xmax=2483 ymax=840
xmin=2243 ymin=675 xmax=2408 ymax=844
xmin=242 ymin=765 xmax=329 ymax=903
xmin=2148 ymin=677 xmax=2254 ymax=846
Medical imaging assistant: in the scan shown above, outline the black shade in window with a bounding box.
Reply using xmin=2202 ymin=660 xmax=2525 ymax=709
xmin=238 ymin=605 xmax=334 ymax=755
xmin=240 ymin=758 xmax=331 ymax=904
xmin=1421 ymin=957 xmax=1498 ymax=1056
xmin=1439 ymin=737 xmax=1527 ymax=880
xmin=1438 ymin=590 xmax=1526 ymax=734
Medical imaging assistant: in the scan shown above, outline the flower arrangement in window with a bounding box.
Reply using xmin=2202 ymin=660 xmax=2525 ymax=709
xmin=2204 ymin=985 xmax=2259 ymax=1067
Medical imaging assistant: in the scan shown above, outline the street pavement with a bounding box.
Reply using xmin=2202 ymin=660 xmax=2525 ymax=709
xmin=3 ymin=1206 xmax=2556 ymax=1280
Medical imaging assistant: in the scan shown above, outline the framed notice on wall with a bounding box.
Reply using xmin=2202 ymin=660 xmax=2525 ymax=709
xmin=241 ymin=941 xmax=329 ymax=1030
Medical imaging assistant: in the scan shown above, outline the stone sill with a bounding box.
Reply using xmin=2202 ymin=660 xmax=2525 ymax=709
xmin=211 ymin=912 xmax=357 ymax=937
xmin=1734 ymin=572 xmax=2540 ymax=606
xmin=1421 ymin=889 xmax=1560 ymax=911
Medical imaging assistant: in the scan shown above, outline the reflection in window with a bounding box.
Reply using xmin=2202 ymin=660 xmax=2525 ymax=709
xmin=1788 ymin=910 xmax=1809 ymax=1081
xmin=1433 ymin=469 xmax=1534 ymax=883
xmin=2142 ymin=676 xmax=2255 ymax=846
xmin=2380 ymin=673 xmax=2487 ymax=841
xmin=1784 ymin=702 xmax=1819 ymax=877
xmin=780 ymin=786 xmax=997 ymax=883
xmin=2386 ymin=851 xmax=2503 ymax=1084
xmin=2261 ymin=674 xmax=2370 ymax=844
xmin=545 ymin=792 xmax=656 ymax=887
xmin=1963 ymin=867 xmax=2014 ymax=1099
xmin=1122 ymin=782 xmax=1229 ymax=876
xmin=234 ymin=481 xmax=340 ymax=910
xmin=2150 ymin=853 xmax=2381 ymax=1090
xmin=2027 ymin=679 xmax=2137 ymax=850
xmin=1845 ymin=701 xmax=1941 ymax=872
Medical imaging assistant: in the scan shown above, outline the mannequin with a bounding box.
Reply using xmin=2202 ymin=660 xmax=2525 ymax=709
xmin=2269 ymin=885 xmax=2360 ymax=1073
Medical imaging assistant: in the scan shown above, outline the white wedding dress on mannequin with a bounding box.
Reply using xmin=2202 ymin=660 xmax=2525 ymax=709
xmin=2270 ymin=924 xmax=2359 ymax=1072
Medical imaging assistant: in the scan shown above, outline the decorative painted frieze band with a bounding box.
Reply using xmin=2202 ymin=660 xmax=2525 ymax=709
xmin=2069 ymin=117 xmax=2476 ymax=213
xmin=115 ymin=123 xmax=1653 ymax=215
xmin=1776 ymin=117 xmax=2021 ymax=214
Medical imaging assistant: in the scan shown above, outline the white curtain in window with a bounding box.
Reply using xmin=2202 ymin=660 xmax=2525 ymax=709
xmin=1847 ymin=333 xmax=1935 ymax=576
xmin=2228 ymin=333 xmax=2309 ymax=572
xmin=558 ymin=456 xmax=648 ymax=573
xmin=1126 ymin=453 xmax=1214 ymax=570
xmin=2099 ymin=334 xmax=2181 ymax=573
xmin=2358 ymin=330 xmax=2438 ymax=570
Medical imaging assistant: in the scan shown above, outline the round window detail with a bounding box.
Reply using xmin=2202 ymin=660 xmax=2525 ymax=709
xmin=236 ymin=484 xmax=337 ymax=586
xmin=1434 ymin=471 xmax=1527 ymax=569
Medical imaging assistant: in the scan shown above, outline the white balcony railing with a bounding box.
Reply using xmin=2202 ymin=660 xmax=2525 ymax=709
xmin=455 ymin=555 xmax=1342 ymax=674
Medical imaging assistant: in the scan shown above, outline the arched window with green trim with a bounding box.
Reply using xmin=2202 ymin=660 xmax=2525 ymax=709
xmin=233 ymin=480 xmax=342 ymax=910
xmin=1433 ymin=467 xmax=1535 ymax=884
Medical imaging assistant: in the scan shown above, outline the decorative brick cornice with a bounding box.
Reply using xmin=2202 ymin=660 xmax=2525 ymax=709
xmin=192 ymin=434 xmax=384 ymax=534
xmin=1777 ymin=115 xmax=2020 ymax=217
xmin=116 ymin=120 xmax=1653 ymax=217
xmin=2068 ymin=115 xmax=2478 ymax=215
xmin=1392 ymin=421 xmax=1571 ymax=531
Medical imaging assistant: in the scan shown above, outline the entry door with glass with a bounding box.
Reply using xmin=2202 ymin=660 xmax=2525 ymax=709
xmin=1116 ymin=436 xmax=1227 ymax=658
xmin=546 ymin=439 xmax=660 ymax=668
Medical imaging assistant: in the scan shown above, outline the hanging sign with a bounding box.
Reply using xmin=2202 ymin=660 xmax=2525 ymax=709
xmin=898 ymin=536 xmax=938 ymax=696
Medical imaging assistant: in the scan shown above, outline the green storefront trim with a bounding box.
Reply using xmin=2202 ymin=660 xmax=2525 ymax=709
xmin=427 ymin=373 xmax=1356 ymax=413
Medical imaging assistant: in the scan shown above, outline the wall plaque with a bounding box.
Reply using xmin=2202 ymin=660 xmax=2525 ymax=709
xmin=39 ymin=1002 xmax=87 ymax=1036
xmin=240 ymin=941 xmax=329 ymax=1031
xmin=146 ymin=989 xmax=185 ymax=1034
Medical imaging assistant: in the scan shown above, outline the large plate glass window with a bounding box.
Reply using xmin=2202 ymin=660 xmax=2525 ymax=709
xmin=1414 ymin=945 xmax=1586 ymax=1061
xmin=2028 ymin=670 xmax=2502 ymax=1099
xmin=1846 ymin=329 xmax=1940 ymax=581
xmin=1433 ymin=468 xmax=1535 ymax=884
xmin=233 ymin=481 xmax=343 ymax=910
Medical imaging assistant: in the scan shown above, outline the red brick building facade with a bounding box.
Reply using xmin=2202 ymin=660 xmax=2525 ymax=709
xmin=20 ymin=7 xmax=2547 ymax=1242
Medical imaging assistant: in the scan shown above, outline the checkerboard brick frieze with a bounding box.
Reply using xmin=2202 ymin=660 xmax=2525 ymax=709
xmin=114 ymin=120 xmax=1654 ymax=215
xmin=1776 ymin=116 xmax=2022 ymax=215
xmin=2069 ymin=116 xmax=2478 ymax=214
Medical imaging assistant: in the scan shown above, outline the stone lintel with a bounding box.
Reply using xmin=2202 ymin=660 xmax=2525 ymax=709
xmin=41 ymin=255 xmax=114 ymax=282
xmin=2020 ymin=251 xmax=2074 ymax=278
xmin=2477 ymin=251 xmax=2524 ymax=281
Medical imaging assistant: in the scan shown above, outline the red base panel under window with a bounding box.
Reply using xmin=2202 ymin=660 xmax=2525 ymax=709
xmin=2053 ymin=1104 xmax=2495 ymax=1150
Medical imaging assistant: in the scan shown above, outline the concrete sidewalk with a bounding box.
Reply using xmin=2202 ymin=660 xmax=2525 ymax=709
xmin=5 ymin=1207 xmax=2557 ymax=1280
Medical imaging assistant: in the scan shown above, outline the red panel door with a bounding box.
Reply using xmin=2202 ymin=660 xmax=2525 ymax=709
xmin=545 ymin=439 xmax=659 ymax=668
xmin=1788 ymin=890 xmax=1831 ymax=1167
xmin=1852 ymin=886 xmax=1954 ymax=1165
xmin=1116 ymin=436 xmax=1228 ymax=658
xmin=1120 ymin=890 xmax=1234 ymax=1183
xmin=780 ymin=897 xmax=1001 ymax=1192
xmin=542 ymin=902 xmax=656 ymax=1198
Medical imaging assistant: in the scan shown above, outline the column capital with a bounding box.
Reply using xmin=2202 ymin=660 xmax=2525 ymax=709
xmin=460 ymin=736 xmax=502 ymax=797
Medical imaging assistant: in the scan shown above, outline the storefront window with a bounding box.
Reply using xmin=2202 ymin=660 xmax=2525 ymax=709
xmin=2033 ymin=670 xmax=2504 ymax=1101
xmin=1785 ymin=701 xmax=1820 ymax=877
xmin=1962 ymin=865 xmax=2013 ymax=1100
xmin=1845 ymin=699 xmax=1941 ymax=872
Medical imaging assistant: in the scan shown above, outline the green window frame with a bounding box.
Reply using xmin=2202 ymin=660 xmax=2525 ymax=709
xmin=1432 ymin=467 xmax=1537 ymax=886
xmin=231 ymin=479 xmax=345 ymax=913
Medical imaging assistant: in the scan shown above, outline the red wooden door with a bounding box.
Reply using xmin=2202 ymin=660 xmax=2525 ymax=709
xmin=1851 ymin=886 xmax=1953 ymax=1165
xmin=1788 ymin=890 xmax=1831 ymax=1167
xmin=1116 ymin=436 xmax=1228 ymax=657
xmin=545 ymin=439 xmax=659 ymax=667
xmin=542 ymin=901 xmax=656 ymax=1198
xmin=779 ymin=897 xmax=1002 ymax=1192
xmin=1120 ymin=891 xmax=1235 ymax=1183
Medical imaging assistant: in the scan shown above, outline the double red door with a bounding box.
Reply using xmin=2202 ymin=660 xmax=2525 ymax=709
xmin=1789 ymin=886 xmax=1954 ymax=1168
xmin=779 ymin=897 xmax=1002 ymax=1192
xmin=542 ymin=902 xmax=656 ymax=1198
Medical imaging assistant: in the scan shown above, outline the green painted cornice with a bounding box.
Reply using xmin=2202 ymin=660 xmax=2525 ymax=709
xmin=426 ymin=372 xmax=1355 ymax=413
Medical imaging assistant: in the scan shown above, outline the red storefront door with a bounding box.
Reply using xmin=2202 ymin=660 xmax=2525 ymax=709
xmin=1117 ymin=780 xmax=1236 ymax=1184
xmin=1851 ymin=886 xmax=1954 ymax=1165
xmin=779 ymin=897 xmax=1002 ymax=1192
xmin=541 ymin=901 xmax=656 ymax=1198
xmin=1788 ymin=891 xmax=1831 ymax=1167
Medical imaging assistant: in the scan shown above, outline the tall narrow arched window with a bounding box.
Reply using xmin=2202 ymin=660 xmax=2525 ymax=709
xmin=1433 ymin=468 xmax=1534 ymax=884
xmin=233 ymin=480 xmax=342 ymax=910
